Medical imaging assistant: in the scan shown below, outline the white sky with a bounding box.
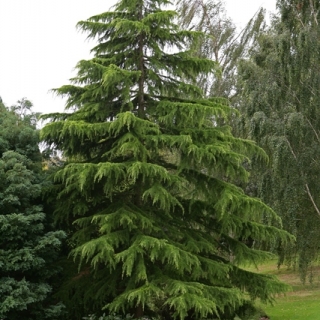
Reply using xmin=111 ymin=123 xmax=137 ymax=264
xmin=0 ymin=0 xmax=276 ymax=114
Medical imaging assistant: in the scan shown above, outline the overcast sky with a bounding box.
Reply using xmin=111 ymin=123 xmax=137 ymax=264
xmin=0 ymin=0 xmax=276 ymax=114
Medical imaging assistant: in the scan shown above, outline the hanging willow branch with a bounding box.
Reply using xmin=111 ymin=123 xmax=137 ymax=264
xmin=285 ymin=137 xmax=320 ymax=218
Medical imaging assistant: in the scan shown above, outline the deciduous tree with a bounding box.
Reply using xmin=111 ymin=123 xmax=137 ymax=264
xmin=176 ymin=0 xmax=266 ymax=101
xmin=237 ymin=0 xmax=320 ymax=282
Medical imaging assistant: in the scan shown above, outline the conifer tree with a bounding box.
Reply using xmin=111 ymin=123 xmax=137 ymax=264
xmin=236 ymin=0 xmax=320 ymax=282
xmin=0 ymin=100 xmax=65 ymax=319
xmin=41 ymin=0 xmax=292 ymax=318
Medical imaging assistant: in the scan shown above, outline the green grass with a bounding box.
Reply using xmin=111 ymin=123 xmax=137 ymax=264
xmin=264 ymin=296 xmax=320 ymax=320
xmin=252 ymin=260 xmax=320 ymax=320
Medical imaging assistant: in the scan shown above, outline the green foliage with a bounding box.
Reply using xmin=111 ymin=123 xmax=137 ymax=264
xmin=83 ymin=314 xmax=135 ymax=320
xmin=236 ymin=0 xmax=320 ymax=282
xmin=0 ymin=99 xmax=40 ymax=163
xmin=0 ymin=101 xmax=65 ymax=319
xmin=41 ymin=0 xmax=292 ymax=319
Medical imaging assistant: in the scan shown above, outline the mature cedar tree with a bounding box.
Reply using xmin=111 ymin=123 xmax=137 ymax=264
xmin=41 ymin=0 xmax=292 ymax=318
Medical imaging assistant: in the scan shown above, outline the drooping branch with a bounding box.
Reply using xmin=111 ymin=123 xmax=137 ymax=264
xmin=306 ymin=117 xmax=320 ymax=143
xmin=286 ymin=137 xmax=320 ymax=218
xmin=305 ymin=183 xmax=320 ymax=218
xmin=309 ymin=0 xmax=319 ymax=26
xmin=285 ymin=137 xmax=297 ymax=160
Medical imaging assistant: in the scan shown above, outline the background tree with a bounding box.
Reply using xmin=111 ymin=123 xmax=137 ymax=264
xmin=236 ymin=0 xmax=320 ymax=282
xmin=41 ymin=0 xmax=291 ymax=318
xmin=176 ymin=0 xmax=266 ymax=101
xmin=0 ymin=100 xmax=65 ymax=319
xmin=9 ymin=97 xmax=41 ymax=127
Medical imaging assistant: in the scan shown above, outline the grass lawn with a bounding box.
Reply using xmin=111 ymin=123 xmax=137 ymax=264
xmin=264 ymin=296 xmax=320 ymax=320
xmin=253 ymin=260 xmax=320 ymax=320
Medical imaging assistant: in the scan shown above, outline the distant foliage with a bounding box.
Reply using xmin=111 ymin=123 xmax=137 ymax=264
xmin=176 ymin=0 xmax=266 ymax=101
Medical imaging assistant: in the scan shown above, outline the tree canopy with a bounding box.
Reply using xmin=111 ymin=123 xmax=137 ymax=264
xmin=40 ymin=0 xmax=292 ymax=318
xmin=0 ymin=100 xmax=65 ymax=319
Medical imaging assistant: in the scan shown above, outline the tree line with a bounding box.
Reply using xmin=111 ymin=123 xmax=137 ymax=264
xmin=0 ymin=0 xmax=319 ymax=319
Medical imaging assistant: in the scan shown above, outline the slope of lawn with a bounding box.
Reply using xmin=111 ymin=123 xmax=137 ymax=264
xmin=254 ymin=260 xmax=320 ymax=320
